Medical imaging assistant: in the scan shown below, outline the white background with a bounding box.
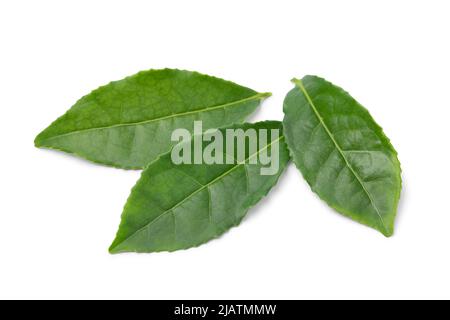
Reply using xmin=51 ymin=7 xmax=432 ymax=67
xmin=1 ymin=0 xmax=449 ymax=300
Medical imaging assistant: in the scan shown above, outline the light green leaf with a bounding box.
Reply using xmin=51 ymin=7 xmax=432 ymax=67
xmin=283 ymin=76 xmax=401 ymax=236
xmin=35 ymin=69 xmax=270 ymax=169
xmin=109 ymin=121 xmax=289 ymax=254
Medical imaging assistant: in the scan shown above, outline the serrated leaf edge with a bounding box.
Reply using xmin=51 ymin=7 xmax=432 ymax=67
xmin=109 ymin=130 xmax=287 ymax=254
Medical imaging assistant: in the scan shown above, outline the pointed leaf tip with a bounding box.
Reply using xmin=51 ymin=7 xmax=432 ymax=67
xmin=283 ymin=75 xmax=402 ymax=236
xmin=34 ymin=69 xmax=266 ymax=169
xmin=109 ymin=121 xmax=291 ymax=253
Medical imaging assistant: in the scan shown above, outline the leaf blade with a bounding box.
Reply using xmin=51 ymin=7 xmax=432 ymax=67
xmin=35 ymin=69 xmax=270 ymax=169
xmin=109 ymin=121 xmax=290 ymax=253
xmin=283 ymin=76 xmax=401 ymax=236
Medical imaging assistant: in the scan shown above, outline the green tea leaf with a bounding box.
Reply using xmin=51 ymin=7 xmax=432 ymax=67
xmin=283 ymin=76 xmax=401 ymax=236
xmin=109 ymin=121 xmax=289 ymax=254
xmin=35 ymin=69 xmax=270 ymax=169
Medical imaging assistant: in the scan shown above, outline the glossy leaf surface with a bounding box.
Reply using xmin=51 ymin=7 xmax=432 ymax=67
xmin=109 ymin=121 xmax=289 ymax=253
xmin=35 ymin=69 xmax=269 ymax=169
xmin=283 ymin=76 xmax=401 ymax=236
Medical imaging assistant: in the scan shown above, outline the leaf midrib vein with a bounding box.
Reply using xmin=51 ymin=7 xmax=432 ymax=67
xmin=293 ymin=78 xmax=387 ymax=233
xmin=114 ymin=135 xmax=285 ymax=249
xmin=42 ymin=93 xmax=269 ymax=142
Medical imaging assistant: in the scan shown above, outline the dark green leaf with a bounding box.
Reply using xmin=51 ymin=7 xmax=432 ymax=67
xmin=283 ymin=76 xmax=401 ymax=236
xmin=35 ymin=69 xmax=270 ymax=169
xmin=109 ymin=121 xmax=289 ymax=253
